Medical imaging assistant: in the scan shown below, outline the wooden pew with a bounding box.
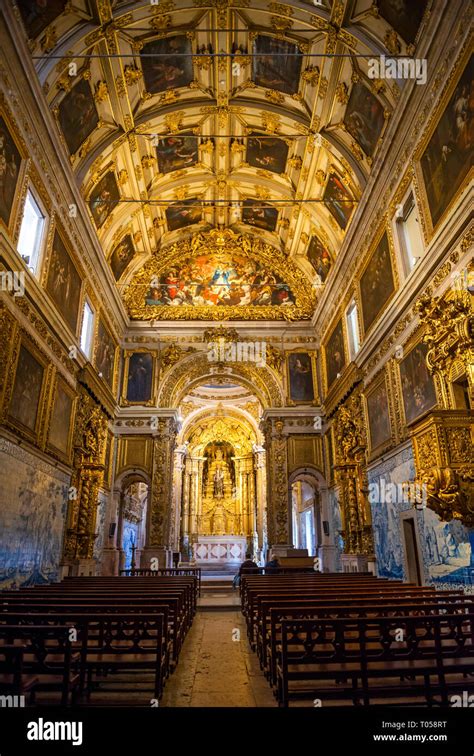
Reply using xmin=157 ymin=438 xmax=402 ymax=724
xmin=0 ymin=625 xmax=80 ymax=705
xmin=276 ymin=612 xmax=474 ymax=706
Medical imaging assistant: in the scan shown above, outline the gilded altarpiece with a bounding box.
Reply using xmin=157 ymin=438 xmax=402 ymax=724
xmin=333 ymin=393 xmax=374 ymax=559
xmin=409 ymin=290 xmax=474 ymax=526
xmin=63 ymin=387 xmax=108 ymax=567
xmin=262 ymin=418 xmax=290 ymax=546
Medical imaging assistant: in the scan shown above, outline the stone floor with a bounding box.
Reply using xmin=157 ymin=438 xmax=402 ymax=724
xmin=161 ymin=603 xmax=277 ymax=707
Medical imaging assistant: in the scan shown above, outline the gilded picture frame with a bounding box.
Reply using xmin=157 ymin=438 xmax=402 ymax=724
xmin=356 ymin=223 xmax=399 ymax=337
xmin=6 ymin=334 xmax=51 ymax=446
xmin=46 ymin=375 xmax=76 ymax=463
xmin=121 ymin=350 xmax=158 ymax=407
xmin=363 ymin=370 xmax=393 ymax=459
xmin=414 ymin=46 xmax=473 ymax=240
xmin=286 ymin=350 xmax=319 ymax=405
xmin=322 ymin=314 xmax=348 ymax=396
xmin=0 ymin=108 xmax=28 ymax=237
xmin=395 ymin=334 xmax=438 ymax=428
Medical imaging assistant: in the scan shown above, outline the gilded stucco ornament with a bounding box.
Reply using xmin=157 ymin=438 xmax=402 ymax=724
xmin=124 ymin=228 xmax=316 ymax=321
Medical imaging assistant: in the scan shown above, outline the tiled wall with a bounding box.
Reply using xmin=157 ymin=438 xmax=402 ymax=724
xmin=0 ymin=437 xmax=69 ymax=588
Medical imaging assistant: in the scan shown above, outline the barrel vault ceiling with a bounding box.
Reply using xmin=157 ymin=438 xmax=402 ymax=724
xmin=13 ymin=0 xmax=431 ymax=320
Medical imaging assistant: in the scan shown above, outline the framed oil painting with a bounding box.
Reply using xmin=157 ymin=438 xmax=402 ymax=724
xmin=419 ymin=54 xmax=473 ymax=231
xmin=89 ymin=171 xmax=120 ymax=229
xmin=140 ymin=36 xmax=193 ymax=94
xmin=325 ymin=318 xmax=346 ymax=390
xmin=144 ymin=252 xmax=295 ymax=308
xmin=287 ymin=352 xmax=316 ymax=404
xmin=166 ymin=199 xmax=202 ymax=231
xmin=0 ymin=115 xmax=23 ymax=230
xmin=399 ymin=341 xmax=437 ymax=425
xmin=157 ymin=133 xmax=198 ymax=174
xmin=344 ymin=83 xmax=385 ymax=157
xmin=366 ymin=378 xmax=392 ymax=453
xmin=242 ymin=200 xmax=278 ymax=232
xmin=323 ymin=173 xmax=355 ymax=230
xmin=45 ymin=229 xmax=82 ymax=333
xmin=124 ymin=352 xmax=154 ymax=404
xmin=246 ymin=133 xmax=289 ymax=174
xmin=47 ymin=379 xmax=74 ymax=458
xmin=109 ymin=234 xmax=135 ymax=281
xmin=359 ymin=231 xmax=395 ymax=334
xmin=8 ymin=343 xmax=45 ymax=435
xmin=377 ymin=0 xmax=428 ymax=45
xmin=95 ymin=319 xmax=117 ymax=391
xmin=16 ymin=0 xmax=66 ymax=39
xmin=307 ymin=236 xmax=332 ymax=282
xmin=252 ymin=35 xmax=303 ymax=95
xmin=57 ymin=77 xmax=99 ymax=156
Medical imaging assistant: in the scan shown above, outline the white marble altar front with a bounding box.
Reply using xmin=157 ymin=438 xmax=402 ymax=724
xmin=194 ymin=535 xmax=247 ymax=564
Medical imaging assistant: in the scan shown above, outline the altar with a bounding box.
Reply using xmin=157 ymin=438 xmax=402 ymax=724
xmin=194 ymin=535 xmax=247 ymax=564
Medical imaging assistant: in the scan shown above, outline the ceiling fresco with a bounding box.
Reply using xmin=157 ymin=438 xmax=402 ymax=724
xmin=16 ymin=0 xmax=432 ymax=320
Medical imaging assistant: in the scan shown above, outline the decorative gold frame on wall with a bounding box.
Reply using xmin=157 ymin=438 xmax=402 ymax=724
xmin=92 ymin=314 xmax=120 ymax=399
xmin=5 ymin=332 xmax=53 ymax=448
xmin=86 ymin=161 xmax=121 ymax=234
xmin=414 ymin=44 xmax=473 ymax=241
xmin=123 ymin=228 xmax=316 ymax=321
xmin=285 ymin=349 xmax=319 ymax=406
xmin=393 ymin=329 xmax=440 ymax=432
xmin=363 ymin=368 xmax=394 ymax=461
xmin=40 ymin=213 xmax=86 ymax=339
xmin=355 ymin=221 xmax=399 ymax=339
xmin=321 ymin=311 xmax=349 ymax=398
xmin=45 ymin=374 xmax=77 ymax=465
xmin=120 ymin=348 xmax=159 ymax=407
xmin=0 ymin=105 xmax=28 ymax=238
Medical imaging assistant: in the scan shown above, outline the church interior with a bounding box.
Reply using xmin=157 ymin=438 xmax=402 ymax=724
xmin=0 ymin=0 xmax=473 ymax=727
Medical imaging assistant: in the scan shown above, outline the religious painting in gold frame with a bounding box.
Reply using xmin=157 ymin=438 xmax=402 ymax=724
xmin=121 ymin=350 xmax=157 ymax=407
xmin=323 ymin=316 xmax=347 ymax=394
xmin=0 ymin=109 xmax=26 ymax=236
xmin=46 ymin=376 xmax=76 ymax=463
xmin=286 ymin=351 xmax=318 ymax=405
xmin=94 ymin=318 xmax=118 ymax=395
xmin=364 ymin=372 xmax=393 ymax=459
xmin=7 ymin=337 xmax=50 ymax=445
xmin=357 ymin=224 xmax=398 ymax=337
xmin=397 ymin=338 xmax=437 ymax=427
xmin=415 ymin=48 xmax=473 ymax=239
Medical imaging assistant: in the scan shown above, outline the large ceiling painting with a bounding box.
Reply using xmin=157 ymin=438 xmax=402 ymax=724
xmin=344 ymin=83 xmax=385 ymax=158
xmin=124 ymin=229 xmax=315 ymax=321
xmin=157 ymin=133 xmax=199 ymax=174
xmin=246 ymin=133 xmax=289 ymax=173
xmin=140 ymin=36 xmax=193 ymax=94
xmin=252 ymin=36 xmax=302 ymax=95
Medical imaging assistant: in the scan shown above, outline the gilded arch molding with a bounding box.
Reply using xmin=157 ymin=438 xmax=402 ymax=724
xmin=157 ymin=351 xmax=284 ymax=408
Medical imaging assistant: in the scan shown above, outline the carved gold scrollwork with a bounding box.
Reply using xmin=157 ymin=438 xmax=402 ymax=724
xmin=64 ymin=387 xmax=108 ymax=561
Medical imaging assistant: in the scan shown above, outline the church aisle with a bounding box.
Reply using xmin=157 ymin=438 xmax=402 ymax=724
xmin=161 ymin=607 xmax=276 ymax=707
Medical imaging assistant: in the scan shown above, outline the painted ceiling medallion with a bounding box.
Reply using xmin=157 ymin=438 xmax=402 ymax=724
xmin=124 ymin=228 xmax=315 ymax=321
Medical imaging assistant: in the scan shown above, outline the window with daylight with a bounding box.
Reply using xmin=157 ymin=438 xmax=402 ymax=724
xmin=80 ymin=300 xmax=95 ymax=358
xmin=17 ymin=190 xmax=46 ymax=274
xmin=346 ymin=301 xmax=360 ymax=361
xmin=395 ymin=191 xmax=424 ymax=277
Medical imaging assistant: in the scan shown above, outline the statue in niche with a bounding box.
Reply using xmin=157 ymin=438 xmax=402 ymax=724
xmin=213 ymin=466 xmax=225 ymax=498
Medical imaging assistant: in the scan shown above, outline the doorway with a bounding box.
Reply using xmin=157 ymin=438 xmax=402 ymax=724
xmin=402 ymin=515 xmax=422 ymax=585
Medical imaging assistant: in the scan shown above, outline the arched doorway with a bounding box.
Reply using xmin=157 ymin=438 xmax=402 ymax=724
xmin=117 ymin=477 xmax=149 ymax=571
xmin=291 ymin=480 xmax=318 ymax=556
